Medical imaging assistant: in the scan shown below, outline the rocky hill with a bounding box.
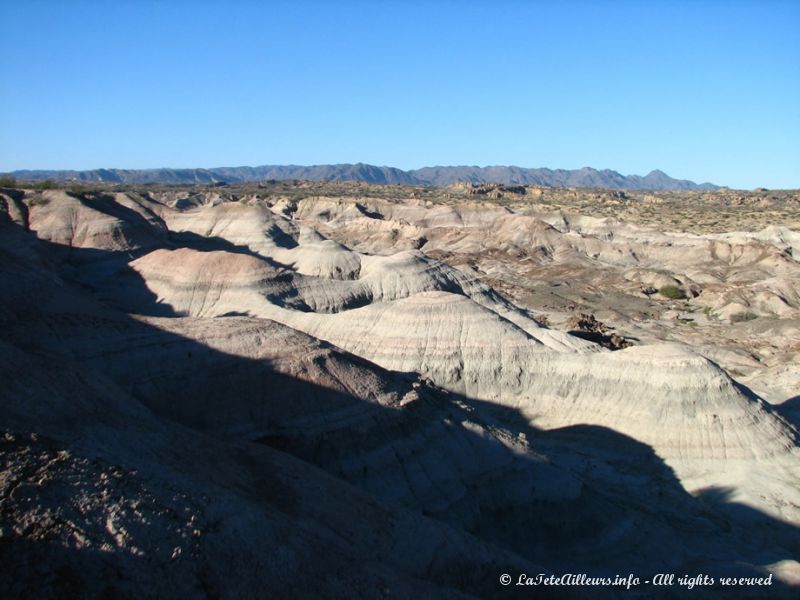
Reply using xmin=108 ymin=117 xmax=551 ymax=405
xmin=410 ymin=165 xmax=719 ymax=189
xmin=1 ymin=182 xmax=797 ymax=598
xmin=6 ymin=163 xmax=719 ymax=190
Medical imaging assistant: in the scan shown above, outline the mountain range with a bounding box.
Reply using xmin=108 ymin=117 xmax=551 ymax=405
xmin=5 ymin=163 xmax=720 ymax=190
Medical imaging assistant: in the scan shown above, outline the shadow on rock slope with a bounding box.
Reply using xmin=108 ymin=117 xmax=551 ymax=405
xmin=1 ymin=207 xmax=798 ymax=598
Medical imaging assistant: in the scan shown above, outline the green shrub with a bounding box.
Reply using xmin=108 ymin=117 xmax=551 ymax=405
xmin=0 ymin=175 xmax=17 ymax=187
xmin=658 ymin=285 xmax=686 ymax=300
xmin=31 ymin=179 xmax=56 ymax=190
xmin=731 ymin=311 xmax=758 ymax=323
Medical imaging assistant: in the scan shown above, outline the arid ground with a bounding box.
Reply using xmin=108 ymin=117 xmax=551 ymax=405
xmin=1 ymin=181 xmax=798 ymax=598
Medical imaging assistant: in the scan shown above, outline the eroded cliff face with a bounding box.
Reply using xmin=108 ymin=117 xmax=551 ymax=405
xmin=2 ymin=185 xmax=799 ymax=598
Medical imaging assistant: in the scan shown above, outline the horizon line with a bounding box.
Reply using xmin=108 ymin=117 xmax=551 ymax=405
xmin=2 ymin=162 xmax=720 ymax=183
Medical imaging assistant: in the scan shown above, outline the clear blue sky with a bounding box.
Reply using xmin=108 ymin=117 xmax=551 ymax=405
xmin=1 ymin=0 xmax=798 ymax=188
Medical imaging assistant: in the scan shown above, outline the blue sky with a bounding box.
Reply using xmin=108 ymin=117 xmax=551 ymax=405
xmin=1 ymin=0 xmax=798 ymax=188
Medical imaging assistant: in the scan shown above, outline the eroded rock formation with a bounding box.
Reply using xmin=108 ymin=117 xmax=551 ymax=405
xmin=2 ymin=185 xmax=798 ymax=598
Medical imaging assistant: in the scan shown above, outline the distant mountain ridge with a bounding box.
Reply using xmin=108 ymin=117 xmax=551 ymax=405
xmin=5 ymin=163 xmax=719 ymax=190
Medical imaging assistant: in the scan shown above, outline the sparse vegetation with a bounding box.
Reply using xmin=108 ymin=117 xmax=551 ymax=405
xmin=0 ymin=175 xmax=17 ymax=187
xmin=30 ymin=179 xmax=56 ymax=190
xmin=3 ymin=176 xmax=799 ymax=233
xmin=27 ymin=195 xmax=51 ymax=207
xmin=658 ymin=285 xmax=686 ymax=300
xmin=730 ymin=311 xmax=758 ymax=323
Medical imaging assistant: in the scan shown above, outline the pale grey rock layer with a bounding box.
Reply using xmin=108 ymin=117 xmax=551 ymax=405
xmin=1 ymin=189 xmax=798 ymax=597
xmin=121 ymin=196 xmax=800 ymax=524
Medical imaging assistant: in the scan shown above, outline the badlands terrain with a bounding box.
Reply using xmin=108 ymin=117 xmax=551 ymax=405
xmin=1 ymin=180 xmax=799 ymax=598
